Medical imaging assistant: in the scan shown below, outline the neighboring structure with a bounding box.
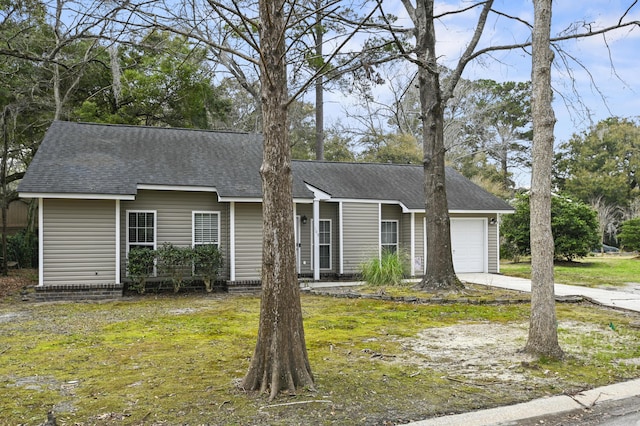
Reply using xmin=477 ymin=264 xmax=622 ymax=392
xmin=1 ymin=199 xmax=33 ymax=235
xmin=18 ymin=121 xmax=514 ymax=298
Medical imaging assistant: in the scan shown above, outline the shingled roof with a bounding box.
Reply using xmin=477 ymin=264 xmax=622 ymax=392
xmin=19 ymin=121 xmax=514 ymax=212
xmin=18 ymin=121 xmax=312 ymax=199
xmin=291 ymin=160 xmax=513 ymax=211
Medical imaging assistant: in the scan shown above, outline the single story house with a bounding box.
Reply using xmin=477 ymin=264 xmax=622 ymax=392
xmin=18 ymin=121 xmax=514 ymax=299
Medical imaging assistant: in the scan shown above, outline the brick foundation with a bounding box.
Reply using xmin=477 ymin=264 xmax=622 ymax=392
xmin=226 ymin=280 xmax=261 ymax=294
xmin=34 ymin=283 xmax=124 ymax=302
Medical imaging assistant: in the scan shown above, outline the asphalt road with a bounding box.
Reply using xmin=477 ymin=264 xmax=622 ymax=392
xmin=512 ymin=395 xmax=640 ymax=425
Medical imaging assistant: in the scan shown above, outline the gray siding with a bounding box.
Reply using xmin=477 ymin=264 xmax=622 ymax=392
xmin=489 ymin=216 xmax=498 ymax=273
xmin=120 ymin=190 xmax=229 ymax=280
xmin=234 ymin=203 xmax=262 ymax=280
xmin=342 ymin=202 xmax=379 ymax=274
xmin=42 ymin=199 xmax=116 ymax=285
xmin=415 ymin=214 xmax=426 ymax=275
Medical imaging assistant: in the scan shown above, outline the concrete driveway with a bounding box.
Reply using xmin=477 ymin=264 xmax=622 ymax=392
xmin=458 ymin=273 xmax=640 ymax=313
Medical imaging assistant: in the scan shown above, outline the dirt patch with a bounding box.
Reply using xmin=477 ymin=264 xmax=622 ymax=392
xmin=402 ymin=321 xmax=615 ymax=390
xmin=406 ymin=322 xmax=533 ymax=382
xmin=0 ymin=269 xmax=37 ymax=299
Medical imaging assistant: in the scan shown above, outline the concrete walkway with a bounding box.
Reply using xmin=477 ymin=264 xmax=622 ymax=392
xmin=406 ymin=378 xmax=640 ymax=426
xmin=458 ymin=273 xmax=640 ymax=313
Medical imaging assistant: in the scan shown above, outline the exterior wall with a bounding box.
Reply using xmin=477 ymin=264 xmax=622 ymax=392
xmin=1 ymin=199 xmax=32 ymax=235
xmin=342 ymin=202 xmax=379 ymax=274
xmin=120 ymin=190 xmax=229 ymax=280
xmin=489 ymin=216 xmax=499 ymax=273
xmin=42 ymin=199 xmax=116 ymax=285
xmin=234 ymin=202 xmax=263 ymax=281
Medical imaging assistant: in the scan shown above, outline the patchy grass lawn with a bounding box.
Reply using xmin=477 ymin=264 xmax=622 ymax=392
xmin=1 ymin=284 xmax=640 ymax=425
xmin=500 ymin=255 xmax=640 ymax=288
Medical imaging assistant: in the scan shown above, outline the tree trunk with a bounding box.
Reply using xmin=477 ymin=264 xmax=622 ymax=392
xmin=1 ymin=108 xmax=9 ymax=276
xmin=241 ymin=0 xmax=314 ymax=400
xmin=413 ymin=0 xmax=462 ymax=291
xmin=314 ymin=2 xmax=324 ymax=161
xmin=523 ymin=0 xmax=564 ymax=359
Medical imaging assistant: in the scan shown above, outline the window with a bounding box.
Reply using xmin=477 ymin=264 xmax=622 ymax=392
xmin=381 ymin=220 xmax=398 ymax=253
xmin=127 ymin=211 xmax=156 ymax=251
xmin=319 ymin=219 xmax=331 ymax=269
xmin=193 ymin=212 xmax=220 ymax=247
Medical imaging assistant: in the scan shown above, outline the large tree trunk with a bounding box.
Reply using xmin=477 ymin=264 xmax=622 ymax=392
xmin=413 ymin=0 xmax=462 ymax=291
xmin=241 ymin=0 xmax=314 ymax=400
xmin=1 ymin=108 xmax=10 ymax=276
xmin=523 ymin=0 xmax=564 ymax=359
xmin=314 ymin=1 xmax=324 ymax=161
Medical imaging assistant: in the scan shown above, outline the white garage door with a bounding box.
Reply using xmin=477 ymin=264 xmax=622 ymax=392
xmin=450 ymin=219 xmax=486 ymax=273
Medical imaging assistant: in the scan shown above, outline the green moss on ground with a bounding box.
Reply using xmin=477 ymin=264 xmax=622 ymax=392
xmin=0 ymin=291 xmax=639 ymax=425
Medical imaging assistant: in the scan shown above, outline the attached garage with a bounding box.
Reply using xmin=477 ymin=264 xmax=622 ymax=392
xmin=450 ymin=218 xmax=487 ymax=273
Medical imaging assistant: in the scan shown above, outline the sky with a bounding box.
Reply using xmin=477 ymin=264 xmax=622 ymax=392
xmin=321 ymin=0 xmax=640 ymax=184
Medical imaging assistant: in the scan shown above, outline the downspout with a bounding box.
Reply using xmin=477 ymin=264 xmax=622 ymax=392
xmin=378 ymin=203 xmax=382 ymax=261
xmin=313 ymin=198 xmax=320 ymax=281
xmin=115 ymin=200 xmax=120 ymax=284
xmin=410 ymin=212 xmax=415 ymax=277
xmin=229 ymin=202 xmax=235 ymax=282
xmin=38 ymin=198 xmax=43 ymax=286
xmin=338 ymin=201 xmax=343 ymax=276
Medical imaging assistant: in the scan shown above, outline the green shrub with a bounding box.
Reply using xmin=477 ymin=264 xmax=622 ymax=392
xmin=618 ymin=218 xmax=640 ymax=251
xmin=6 ymin=230 xmax=38 ymax=268
xmin=360 ymin=249 xmax=407 ymax=286
xmin=126 ymin=248 xmax=156 ymax=294
xmin=156 ymin=243 xmax=192 ymax=293
xmin=501 ymin=193 xmax=600 ymax=261
xmin=193 ymin=244 xmax=224 ymax=292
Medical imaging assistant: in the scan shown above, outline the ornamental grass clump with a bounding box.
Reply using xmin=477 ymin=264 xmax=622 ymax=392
xmin=360 ymin=249 xmax=407 ymax=286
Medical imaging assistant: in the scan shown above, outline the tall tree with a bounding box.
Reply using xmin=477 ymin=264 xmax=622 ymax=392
xmin=555 ymin=117 xmax=640 ymax=209
xmin=74 ymin=32 xmax=232 ymax=128
xmin=524 ymin=0 xmax=563 ymax=359
xmin=397 ymin=0 xmax=495 ymax=290
xmin=118 ymin=0 xmax=387 ymax=399
xmin=240 ymin=0 xmax=314 ymax=400
xmin=469 ymin=80 xmax=532 ymax=192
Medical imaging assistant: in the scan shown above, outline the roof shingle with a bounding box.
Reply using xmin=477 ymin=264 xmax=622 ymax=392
xmin=19 ymin=121 xmax=513 ymax=212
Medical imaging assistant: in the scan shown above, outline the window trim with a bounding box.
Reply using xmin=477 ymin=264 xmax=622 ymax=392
xmin=192 ymin=211 xmax=221 ymax=248
xmin=380 ymin=219 xmax=399 ymax=254
xmin=318 ymin=218 xmax=332 ymax=270
xmin=126 ymin=210 xmax=157 ymax=277
xmin=126 ymin=210 xmax=157 ymax=254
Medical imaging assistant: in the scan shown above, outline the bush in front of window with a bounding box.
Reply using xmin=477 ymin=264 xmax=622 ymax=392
xmin=127 ymin=248 xmax=156 ymax=294
xmin=157 ymin=243 xmax=193 ymax=293
xmin=359 ymin=249 xmax=408 ymax=287
xmin=193 ymin=244 xmax=224 ymax=292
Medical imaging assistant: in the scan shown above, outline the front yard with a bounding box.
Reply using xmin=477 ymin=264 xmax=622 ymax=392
xmin=500 ymin=254 xmax=640 ymax=289
xmin=1 ymin=272 xmax=640 ymax=425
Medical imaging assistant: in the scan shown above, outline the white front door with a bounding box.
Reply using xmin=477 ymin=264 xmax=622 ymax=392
xmin=450 ymin=218 xmax=486 ymax=273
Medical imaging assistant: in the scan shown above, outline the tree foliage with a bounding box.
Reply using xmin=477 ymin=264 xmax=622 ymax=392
xmin=502 ymin=194 xmax=600 ymax=261
xmin=555 ymin=117 xmax=640 ymax=209
xmin=618 ymin=218 xmax=640 ymax=252
xmin=74 ymin=31 xmax=232 ymax=128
